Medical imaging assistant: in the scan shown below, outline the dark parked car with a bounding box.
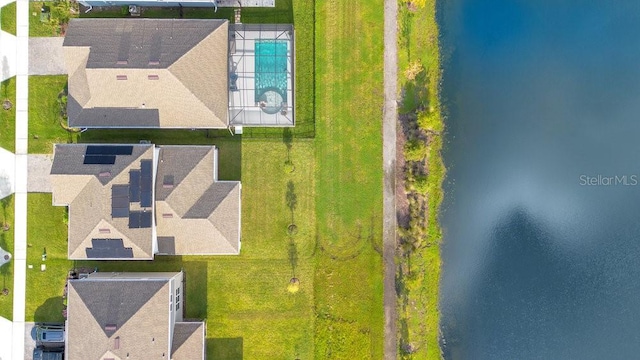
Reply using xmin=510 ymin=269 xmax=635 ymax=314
xmin=35 ymin=324 xmax=65 ymax=348
xmin=33 ymin=347 xmax=64 ymax=360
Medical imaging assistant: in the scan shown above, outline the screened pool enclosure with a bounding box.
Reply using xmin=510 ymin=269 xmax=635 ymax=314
xmin=229 ymin=24 xmax=294 ymax=126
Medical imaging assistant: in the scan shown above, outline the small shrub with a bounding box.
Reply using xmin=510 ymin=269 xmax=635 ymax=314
xmin=287 ymin=278 xmax=300 ymax=293
xmin=414 ymin=175 xmax=428 ymax=194
xmin=404 ymin=61 xmax=424 ymax=81
xmin=404 ymin=140 xmax=427 ymax=162
xmin=417 ymin=110 xmax=443 ymax=133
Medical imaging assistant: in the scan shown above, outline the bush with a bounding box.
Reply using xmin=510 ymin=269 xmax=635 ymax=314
xmin=404 ymin=140 xmax=427 ymax=162
xmin=413 ymin=175 xmax=428 ymax=194
xmin=417 ymin=110 xmax=443 ymax=133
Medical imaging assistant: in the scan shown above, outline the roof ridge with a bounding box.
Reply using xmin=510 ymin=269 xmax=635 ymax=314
xmin=206 ymin=182 xmax=241 ymax=251
xmin=168 ymin=22 xmax=228 ymax=125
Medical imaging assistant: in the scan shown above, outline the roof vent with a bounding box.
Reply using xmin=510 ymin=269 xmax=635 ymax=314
xmin=99 ymin=228 xmax=111 ymax=234
xmin=162 ymin=213 xmax=173 ymax=218
xmin=116 ymin=60 xmax=128 ymax=65
xmin=116 ymin=75 xmax=128 ymax=81
xmin=99 ymin=171 xmax=111 ymax=177
xmin=148 ymin=75 xmax=159 ymax=80
xmin=105 ymin=324 xmax=117 ymax=332
xmin=148 ymin=60 xmax=160 ymax=66
xmin=114 ymin=336 xmax=120 ymax=350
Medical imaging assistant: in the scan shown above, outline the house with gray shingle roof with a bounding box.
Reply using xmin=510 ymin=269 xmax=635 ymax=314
xmin=64 ymin=18 xmax=296 ymax=129
xmin=66 ymin=271 xmax=205 ymax=360
xmin=50 ymin=143 xmax=241 ymax=260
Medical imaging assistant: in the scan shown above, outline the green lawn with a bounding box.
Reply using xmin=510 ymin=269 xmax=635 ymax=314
xmin=25 ymin=194 xmax=71 ymax=322
xmin=0 ymin=78 xmax=15 ymax=152
xmin=0 ymin=1 xmax=16 ymax=35
xmin=313 ymin=0 xmax=385 ymax=358
xmin=29 ymin=76 xmax=77 ymax=154
xmin=30 ymin=1 xmax=78 ymax=37
xmin=0 ymin=195 xmax=14 ymax=320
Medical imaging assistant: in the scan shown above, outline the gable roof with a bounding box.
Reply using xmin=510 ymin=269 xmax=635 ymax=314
xmin=64 ymin=18 xmax=229 ymax=129
xmin=155 ymin=146 xmax=241 ymax=255
xmin=67 ymin=275 xmax=173 ymax=360
xmin=171 ymin=323 xmax=205 ymax=360
xmin=50 ymin=144 xmax=155 ymax=259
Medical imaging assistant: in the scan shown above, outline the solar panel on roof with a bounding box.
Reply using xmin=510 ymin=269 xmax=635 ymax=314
xmin=140 ymin=160 xmax=152 ymax=177
xmin=86 ymin=145 xmax=134 ymax=156
xmin=86 ymin=238 xmax=133 ymax=258
xmin=141 ymin=177 xmax=152 ymax=191
xmin=140 ymin=211 xmax=152 ymax=228
xmin=129 ymin=170 xmax=141 ymax=202
xmin=112 ymin=207 xmax=129 ymax=218
xmin=112 ymin=185 xmax=129 ymax=197
xmin=140 ymin=191 xmax=152 ymax=207
xmin=84 ymin=155 xmax=116 ymax=165
xmin=130 ymin=187 xmax=140 ymax=202
xmin=129 ymin=212 xmax=141 ymax=228
xmin=112 ymin=196 xmax=129 ymax=209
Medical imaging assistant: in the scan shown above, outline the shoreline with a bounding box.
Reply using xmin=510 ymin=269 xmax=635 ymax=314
xmin=396 ymin=0 xmax=445 ymax=358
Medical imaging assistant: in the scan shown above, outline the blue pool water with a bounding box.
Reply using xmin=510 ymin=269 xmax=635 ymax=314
xmin=255 ymin=40 xmax=288 ymax=104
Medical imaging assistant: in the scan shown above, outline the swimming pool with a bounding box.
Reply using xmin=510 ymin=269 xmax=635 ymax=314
xmin=255 ymin=40 xmax=288 ymax=113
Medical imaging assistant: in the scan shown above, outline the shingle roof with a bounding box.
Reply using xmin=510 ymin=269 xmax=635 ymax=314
xmin=50 ymin=144 xmax=155 ymax=259
xmin=64 ymin=18 xmax=229 ymax=128
xmin=67 ymin=276 xmax=172 ymax=360
xmin=171 ymin=322 xmax=205 ymax=360
xmin=155 ymin=146 xmax=241 ymax=255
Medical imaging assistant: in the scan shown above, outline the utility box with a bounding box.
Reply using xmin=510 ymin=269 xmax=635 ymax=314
xmin=40 ymin=4 xmax=51 ymax=23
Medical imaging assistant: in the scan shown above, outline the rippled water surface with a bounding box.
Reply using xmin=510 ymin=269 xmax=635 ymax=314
xmin=439 ymin=1 xmax=640 ymax=359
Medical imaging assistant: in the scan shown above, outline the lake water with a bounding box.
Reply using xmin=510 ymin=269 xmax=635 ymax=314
xmin=439 ymin=1 xmax=640 ymax=359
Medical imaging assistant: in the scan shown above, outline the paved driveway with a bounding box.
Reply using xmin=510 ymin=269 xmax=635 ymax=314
xmin=27 ymin=155 xmax=53 ymax=193
xmin=24 ymin=322 xmax=35 ymax=360
xmin=0 ymin=147 xmax=15 ymax=200
xmin=29 ymin=37 xmax=66 ymax=76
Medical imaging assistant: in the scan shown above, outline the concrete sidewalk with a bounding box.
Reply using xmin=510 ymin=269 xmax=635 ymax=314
xmin=12 ymin=0 xmax=29 ymax=358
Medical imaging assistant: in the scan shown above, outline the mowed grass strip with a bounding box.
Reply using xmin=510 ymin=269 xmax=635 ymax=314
xmin=29 ymin=76 xmax=77 ymax=154
xmin=0 ymin=195 xmax=14 ymax=320
xmin=314 ymin=0 xmax=384 ymax=358
xmin=1 ymin=1 xmax=16 ymax=35
xmin=0 ymin=78 xmax=15 ymax=152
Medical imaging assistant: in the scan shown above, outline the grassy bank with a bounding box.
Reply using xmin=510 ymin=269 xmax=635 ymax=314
xmin=1 ymin=2 xmax=16 ymax=35
xmin=397 ymin=0 xmax=445 ymax=358
xmin=0 ymin=78 xmax=15 ymax=152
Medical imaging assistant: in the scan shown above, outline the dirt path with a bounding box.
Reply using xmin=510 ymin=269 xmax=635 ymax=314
xmin=382 ymin=0 xmax=398 ymax=358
